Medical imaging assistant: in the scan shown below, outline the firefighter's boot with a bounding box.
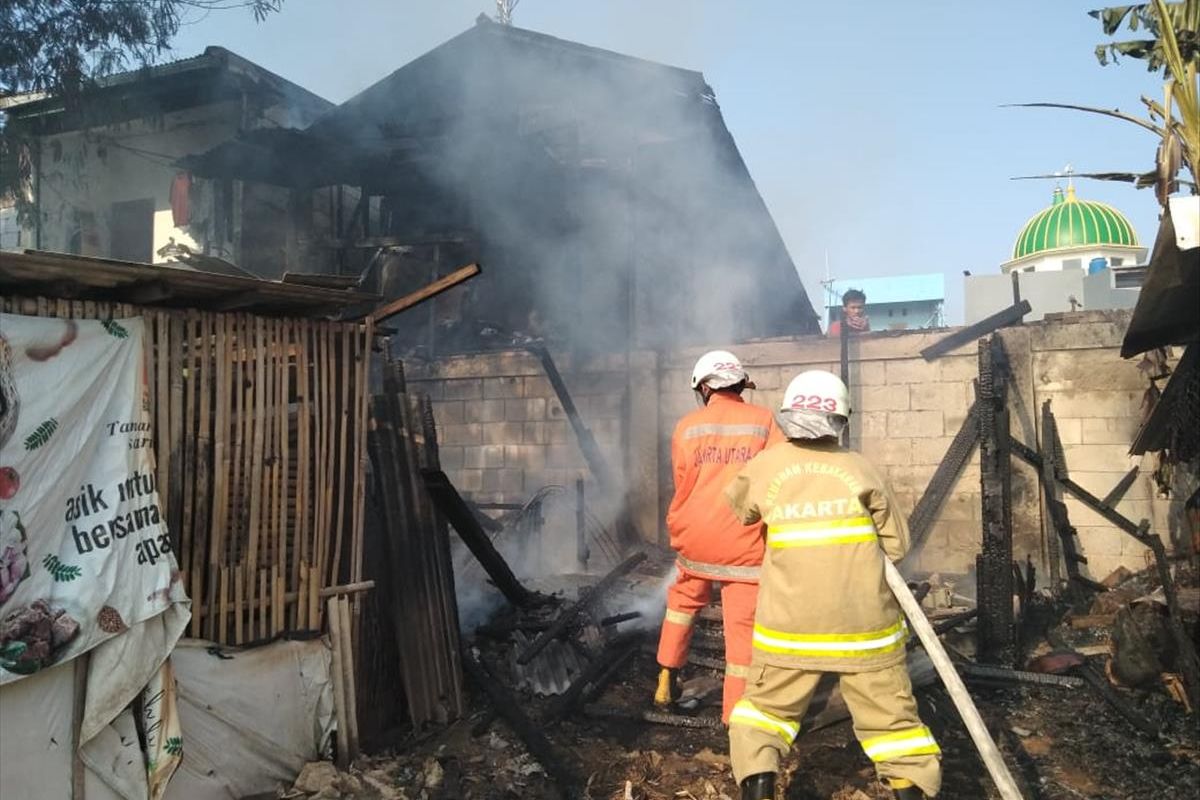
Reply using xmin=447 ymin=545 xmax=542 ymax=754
xmin=888 ymin=778 xmax=926 ymax=800
xmin=653 ymin=667 xmax=680 ymax=706
xmin=739 ymin=772 xmax=776 ymax=800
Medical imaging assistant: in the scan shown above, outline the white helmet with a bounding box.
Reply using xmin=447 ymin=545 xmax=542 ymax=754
xmin=691 ymin=350 xmax=750 ymax=390
xmin=781 ymin=370 xmax=850 ymax=417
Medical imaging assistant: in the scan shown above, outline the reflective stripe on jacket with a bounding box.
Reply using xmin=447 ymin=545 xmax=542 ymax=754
xmin=666 ymin=393 xmax=782 ymax=576
xmin=724 ymin=439 xmax=911 ymax=672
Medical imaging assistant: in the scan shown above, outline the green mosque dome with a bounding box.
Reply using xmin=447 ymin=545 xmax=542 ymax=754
xmin=1011 ymin=186 xmax=1139 ymax=261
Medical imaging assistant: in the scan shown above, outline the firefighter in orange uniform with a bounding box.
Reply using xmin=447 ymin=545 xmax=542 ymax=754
xmin=655 ymin=350 xmax=782 ymax=722
xmin=724 ymin=370 xmax=941 ymax=800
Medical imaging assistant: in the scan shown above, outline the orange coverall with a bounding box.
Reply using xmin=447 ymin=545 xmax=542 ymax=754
xmin=657 ymin=392 xmax=782 ymax=721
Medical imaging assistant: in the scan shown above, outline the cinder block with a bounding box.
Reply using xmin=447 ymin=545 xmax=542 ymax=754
xmin=885 ymin=465 xmax=937 ymax=495
xmin=1080 ymin=416 xmax=1140 ymax=445
xmin=523 ymin=375 xmax=554 ymax=397
xmin=748 ymin=366 xmax=783 ymax=391
xmin=433 ymin=400 xmax=465 ymax=426
xmin=1054 ymin=417 xmax=1082 ymax=445
xmin=1069 ymin=470 xmax=1150 ymax=502
xmin=859 ymin=385 xmax=910 ymax=412
xmin=483 ymin=376 xmax=524 ymax=399
xmin=1074 ymin=525 xmax=1125 ymax=558
xmin=455 ymin=469 xmax=484 ymax=492
xmin=439 ymin=423 xmax=482 ymax=446
xmin=410 ymin=379 xmax=442 ymax=400
xmin=888 ymin=410 xmax=943 ymax=438
xmin=849 ymin=361 xmax=888 ymax=386
xmin=886 ymin=358 xmax=938 ymax=386
xmin=546 ymin=445 xmax=578 ymax=468
xmin=1060 ymin=443 xmax=1139 ymax=472
xmin=911 ymin=436 xmax=956 ymax=466
xmin=937 ymin=520 xmax=983 ymax=553
xmin=547 ymin=421 xmax=572 ymax=444
xmin=481 ymin=444 xmax=505 ymax=468
xmin=463 ymin=447 xmax=485 ymax=470
xmin=464 ymin=399 xmax=505 ymax=424
xmin=936 ymin=492 xmax=979 ymax=521
xmin=938 ymin=357 xmax=978 ymax=384
xmin=522 ymin=421 xmax=548 ymax=444
xmin=505 ymin=445 xmax=547 ymax=471
xmin=1041 ymin=390 xmax=1141 ymax=419
xmin=443 ymin=379 xmax=483 ymax=400
xmin=1063 ymin=497 xmax=1152 ymax=529
xmin=547 ymin=400 xmax=566 ymax=420
xmin=857 ymin=411 xmax=888 ymax=439
xmin=588 ymin=393 xmax=625 ymax=418
xmin=482 ymin=422 xmax=524 ymax=446
xmin=438 ymin=446 xmax=465 ymax=471
xmin=482 ymin=469 xmax=524 ymax=494
xmin=859 ymin=437 xmax=913 ymax=466
xmin=506 ymin=397 xmax=547 ymax=422
xmin=1033 ymin=350 xmax=1146 ymax=392
xmin=909 ymin=382 xmax=967 ymax=413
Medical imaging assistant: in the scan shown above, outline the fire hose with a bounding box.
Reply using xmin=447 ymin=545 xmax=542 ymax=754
xmin=883 ymin=558 xmax=1025 ymax=800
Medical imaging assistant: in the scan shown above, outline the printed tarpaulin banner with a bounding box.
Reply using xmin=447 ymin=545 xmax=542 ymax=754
xmin=0 ymin=314 xmax=189 ymax=685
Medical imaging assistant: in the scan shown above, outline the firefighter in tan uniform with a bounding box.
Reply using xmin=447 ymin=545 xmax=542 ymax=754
xmin=724 ymin=371 xmax=941 ymax=800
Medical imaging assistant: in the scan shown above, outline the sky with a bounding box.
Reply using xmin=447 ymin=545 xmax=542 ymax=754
xmin=170 ymin=0 xmax=1167 ymax=324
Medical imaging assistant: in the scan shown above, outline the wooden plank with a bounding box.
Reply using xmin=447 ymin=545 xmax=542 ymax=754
xmin=210 ymin=314 xmax=231 ymax=641
xmin=368 ymin=263 xmax=480 ymax=324
xmin=295 ymin=320 xmax=311 ymax=592
xmin=167 ymin=314 xmax=185 ymax=546
xmin=329 ymin=328 xmax=351 ymax=587
xmin=195 ymin=314 xmax=214 ymax=641
xmin=337 ymin=597 xmax=360 ymax=760
xmin=328 ymin=597 xmax=350 ymax=770
xmin=155 ymin=312 xmax=170 ymax=509
xmin=297 ymin=560 xmax=310 ymax=630
xmin=234 ymin=563 xmax=245 ymax=645
xmin=279 ymin=319 xmax=293 ymax=627
xmin=181 ymin=314 xmax=199 ymax=637
xmin=248 ymin=317 xmax=267 ymax=638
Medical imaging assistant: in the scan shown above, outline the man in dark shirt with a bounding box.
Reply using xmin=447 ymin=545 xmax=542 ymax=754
xmin=827 ymin=289 xmax=869 ymax=337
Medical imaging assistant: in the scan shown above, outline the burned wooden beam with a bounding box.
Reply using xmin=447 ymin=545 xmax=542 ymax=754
xmin=422 ymin=469 xmax=536 ymax=608
xmin=368 ymin=263 xmax=480 ymax=324
xmin=931 ymin=608 xmax=978 ymax=636
xmin=908 ymin=402 xmax=979 ymax=550
xmin=920 ymin=300 xmax=1032 ymax=361
xmin=460 ymin=648 xmax=577 ymax=797
xmin=583 ymin=705 xmax=725 ymax=730
xmin=580 ymin=647 xmax=639 ymax=705
xmin=1010 ymin=439 xmax=1151 ymax=544
xmin=599 ymin=611 xmax=642 ymax=627
xmin=976 ymin=336 xmax=1016 ymax=666
xmin=517 ymin=551 xmax=647 ymax=665
xmin=545 ymin=630 xmax=646 ymax=724
xmin=958 ymin=663 xmax=1083 ymax=689
xmin=1101 ymin=467 xmax=1140 ymax=507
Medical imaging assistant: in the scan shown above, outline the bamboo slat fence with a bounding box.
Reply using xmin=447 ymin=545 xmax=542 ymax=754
xmin=0 ymin=294 xmax=372 ymax=645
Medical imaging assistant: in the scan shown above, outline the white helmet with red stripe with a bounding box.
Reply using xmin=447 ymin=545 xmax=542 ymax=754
xmin=781 ymin=370 xmax=850 ymax=417
xmin=690 ymin=350 xmax=750 ymax=390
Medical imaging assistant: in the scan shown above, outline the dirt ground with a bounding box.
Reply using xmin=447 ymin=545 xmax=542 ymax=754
xmin=322 ymin=642 xmax=1199 ymax=800
xmin=283 ymin=559 xmax=1200 ymax=800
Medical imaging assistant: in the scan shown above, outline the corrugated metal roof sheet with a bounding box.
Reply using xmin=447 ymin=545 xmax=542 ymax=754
xmin=826 ymin=273 xmax=946 ymax=306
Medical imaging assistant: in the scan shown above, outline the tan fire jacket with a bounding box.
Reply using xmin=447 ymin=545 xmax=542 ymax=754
xmin=724 ymin=439 xmax=910 ymax=673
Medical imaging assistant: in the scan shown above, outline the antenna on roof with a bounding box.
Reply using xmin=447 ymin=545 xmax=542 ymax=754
xmin=495 ymin=0 xmax=519 ymax=25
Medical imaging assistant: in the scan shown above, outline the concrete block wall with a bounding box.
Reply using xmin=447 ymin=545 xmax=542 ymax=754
xmin=405 ymin=309 xmax=1177 ymax=583
xmin=1024 ymin=311 xmax=1175 ymax=580
xmin=657 ymin=331 xmax=987 ymax=575
xmin=406 ymin=350 xmax=630 ymax=507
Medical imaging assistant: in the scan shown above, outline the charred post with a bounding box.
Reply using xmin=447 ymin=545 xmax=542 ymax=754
xmin=976 ymin=335 xmax=1016 ymax=666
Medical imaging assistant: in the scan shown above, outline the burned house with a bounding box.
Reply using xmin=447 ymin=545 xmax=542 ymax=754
xmin=184 ymin=16 xmax=820 ymax=353
xmin=1 ymin=47 xmax=331 ymax=275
